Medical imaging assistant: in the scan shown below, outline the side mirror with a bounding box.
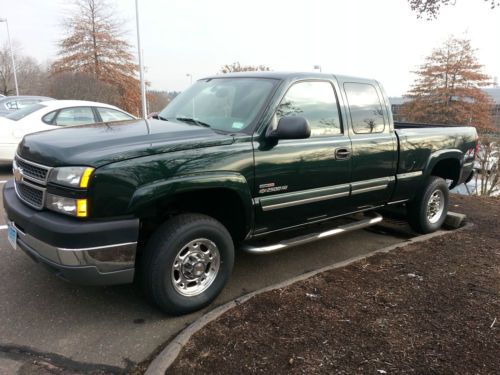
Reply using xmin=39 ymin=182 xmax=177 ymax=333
xmin=268 ymin=116 xmax=311 ymax=140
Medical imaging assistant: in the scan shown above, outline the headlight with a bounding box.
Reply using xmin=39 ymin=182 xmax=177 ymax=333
xmin=49 ymin=166 xmax=94 ymax=188
xmin=46 ymin=193 xmax=88 ymax=217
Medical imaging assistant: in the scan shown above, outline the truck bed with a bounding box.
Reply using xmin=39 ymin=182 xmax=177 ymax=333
xmin=394 ymin=121 xmax=464 ymax=129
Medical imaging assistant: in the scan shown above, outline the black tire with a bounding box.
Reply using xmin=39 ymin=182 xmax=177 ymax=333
xmin=141 ymin=214 xmax=234 ymax=315
xmin=407 ymin=176 xmax=449 ymax=234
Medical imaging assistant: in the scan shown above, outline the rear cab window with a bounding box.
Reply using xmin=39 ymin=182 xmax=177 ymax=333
xmin=344 ymin=82 xmax=385 ymax=134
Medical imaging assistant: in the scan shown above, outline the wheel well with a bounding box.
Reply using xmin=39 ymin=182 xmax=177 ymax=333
xmin=139 ymin=188 xmax=249 ymax=246
xmin=431 ymin=158 xmax=461 ymax=187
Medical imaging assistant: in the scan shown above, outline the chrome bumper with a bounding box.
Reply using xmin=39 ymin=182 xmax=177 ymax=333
xmin=12 ymin=222 xmax=137 ymax=273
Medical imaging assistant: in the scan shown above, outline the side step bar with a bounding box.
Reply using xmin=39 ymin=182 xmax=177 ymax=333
xmin=241 ymin=212 xmax=383 ymax=254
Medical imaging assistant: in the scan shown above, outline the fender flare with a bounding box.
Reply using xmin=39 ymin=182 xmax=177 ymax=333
xmin=423 ymin=149 xmax=463 ymax=187
xmin=128 ymin=171 xmax=254 ymax=234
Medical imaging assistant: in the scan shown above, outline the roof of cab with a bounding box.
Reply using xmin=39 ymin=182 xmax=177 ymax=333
xmin=200 ymin=71 xmax=377 ymax=84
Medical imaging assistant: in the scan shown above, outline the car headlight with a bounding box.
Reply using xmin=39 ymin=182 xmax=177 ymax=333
xmin=49 ymin=166 xmax=94 ymax=188
xmin=46 ymin=193 xmax=88 ymax=217
xmin=46 ymin=166 xmax=93 ymax=217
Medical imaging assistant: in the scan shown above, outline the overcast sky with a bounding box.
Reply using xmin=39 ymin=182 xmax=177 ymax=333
xmin=0 ymin=0 xmax=499 ymax=96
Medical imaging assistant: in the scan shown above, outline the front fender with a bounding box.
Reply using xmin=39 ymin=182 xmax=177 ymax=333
xmin=128 ymin=171 xmax=254 ymax=231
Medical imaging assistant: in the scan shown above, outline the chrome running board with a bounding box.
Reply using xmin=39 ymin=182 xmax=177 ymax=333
xmin=241 ymin=212 xmax=383 ymax=254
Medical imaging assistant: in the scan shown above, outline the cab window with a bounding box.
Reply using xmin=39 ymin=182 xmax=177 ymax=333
xmin=277 ymin=81 xmax=341 ymax=136
xmin=344 ymin=83 xmax=385 ymax=134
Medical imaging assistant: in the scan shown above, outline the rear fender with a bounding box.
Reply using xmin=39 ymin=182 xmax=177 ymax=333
xmin=423 ymin=149 xmax=463 ymax=186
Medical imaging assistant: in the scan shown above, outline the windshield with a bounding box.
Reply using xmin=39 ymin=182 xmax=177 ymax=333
xmin=158 ymin=78 xmax=277 ymax=133
xmin=6 ymin=103 xmax=46 ymax=121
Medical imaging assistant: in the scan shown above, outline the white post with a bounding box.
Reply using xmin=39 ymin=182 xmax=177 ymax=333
xmin=135 ymin=0 xmax=147 ymax=119
xmin=0 ymin=18 xmax=19 ymax=96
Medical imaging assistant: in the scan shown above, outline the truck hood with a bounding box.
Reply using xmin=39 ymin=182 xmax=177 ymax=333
xmin=17 ymin=119 xmax=234 ymax=167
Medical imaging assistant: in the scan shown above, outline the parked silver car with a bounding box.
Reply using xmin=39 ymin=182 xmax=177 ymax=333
xmin=0 ymin=96 xmax=53 ymax=116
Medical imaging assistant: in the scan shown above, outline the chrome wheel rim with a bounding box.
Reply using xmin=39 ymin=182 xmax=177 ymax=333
xmin=426 ymin=189 xmax=445 ymax=224
xmin=171 ymin=238 xmax=220 ymax=297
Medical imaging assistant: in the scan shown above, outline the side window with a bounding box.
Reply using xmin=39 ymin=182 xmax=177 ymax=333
xmin=54 ymin=107 xmax=96 ymax=126
xmin=96 ymin=107 xmax=134 ymax=122
xmin=42 ymin=111 xmax=57 ymax=124
xmin=344 ymin=83 xmax=385 ymax=134
xmin=277 ymin=81 xmax=341 ymax=136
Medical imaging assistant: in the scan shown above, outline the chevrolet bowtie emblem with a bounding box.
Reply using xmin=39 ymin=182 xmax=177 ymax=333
xmin=13 ymin=165 xmax=23 ymax=183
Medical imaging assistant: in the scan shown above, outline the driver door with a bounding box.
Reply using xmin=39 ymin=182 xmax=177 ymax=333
xmin=252 ymin=80 xmax=353 ymax=234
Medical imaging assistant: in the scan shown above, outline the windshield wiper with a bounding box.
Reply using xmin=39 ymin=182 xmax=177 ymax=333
xmin=175 ymin=117 xmax=211 ymax=128
xmin=157 ymin=114 xmax=168 ymax=121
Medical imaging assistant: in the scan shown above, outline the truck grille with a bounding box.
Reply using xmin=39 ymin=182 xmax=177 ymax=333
xmin=14 ymin=155 xmax=50 ymax=183
xmin=13 ymin=155 xmax=51 ymax=210
xmin=16 ymin=181 xmax=45 ymax=209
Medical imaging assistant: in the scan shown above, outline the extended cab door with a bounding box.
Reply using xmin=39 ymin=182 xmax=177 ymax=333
xmin=341 ymin=81 xmax=397 ymax=208
xmin=252 ymin=79 xmax=353 ymax=234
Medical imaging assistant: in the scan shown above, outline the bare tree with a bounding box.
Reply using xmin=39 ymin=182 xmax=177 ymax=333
xmin=472 ymin=137 xmax=499 ymax=196
xmin=47 ymin=72 xmax=120 ymax=105
xmin=220 ymin=62 xmax=271 ymax=74
xmin=0 ymin=43 xmax=48 ymax=96
xmin=52 ymin=0 xmax=139 ymax=114
xmin=408 ymin=0 xmax=499 ymax=19
xmin=147 ymin=90 xmax=180 ymax=113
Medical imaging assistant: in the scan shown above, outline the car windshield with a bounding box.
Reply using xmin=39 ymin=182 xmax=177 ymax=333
xmin=158 ymin=78 xmax=277 ymax=133
xmin=6 ymin=104 xmax=46 ymax=121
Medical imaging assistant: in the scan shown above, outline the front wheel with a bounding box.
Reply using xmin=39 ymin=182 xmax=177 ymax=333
xmin=141 ymin=214 xmax=234 ymax=315
xmin=407 ymin=176 xmax=449 ymax=234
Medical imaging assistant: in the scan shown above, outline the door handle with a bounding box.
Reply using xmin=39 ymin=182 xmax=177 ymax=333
xmin=335 ymin=148 xmax=351 ymax=160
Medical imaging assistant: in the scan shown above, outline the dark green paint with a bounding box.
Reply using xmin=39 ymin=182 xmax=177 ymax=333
xmin=16 ymin=72 xmax=478 ymax=239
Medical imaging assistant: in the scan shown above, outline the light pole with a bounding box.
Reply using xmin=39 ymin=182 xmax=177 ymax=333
xmin=313 ymin=65 xmax=322 ymax=73
xmin=0 ymin=18 xmax=19 ymax=96
xmin=134 ymin=0 xmax=147 ymax=119
xmin=186 ymin=74 xmax=194 ymax=115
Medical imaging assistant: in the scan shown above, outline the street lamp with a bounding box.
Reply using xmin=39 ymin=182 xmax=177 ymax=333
xmin=0 ymin=18 xmax=19 ymax=96
xmin=134 ymin=0 xmax=147 ymax=119
xmin=186 ymin=73 xmax=193 ymax=85
xmin=313 ymin=65 xmax=322 ymax=73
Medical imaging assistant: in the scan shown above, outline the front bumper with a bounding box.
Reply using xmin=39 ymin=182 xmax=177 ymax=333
xmin=3 ymin=180 xmax=140 ymax=285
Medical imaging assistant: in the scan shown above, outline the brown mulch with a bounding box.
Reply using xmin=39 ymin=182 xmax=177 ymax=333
xmin=168 ymin=195 xmax=500 ymax=375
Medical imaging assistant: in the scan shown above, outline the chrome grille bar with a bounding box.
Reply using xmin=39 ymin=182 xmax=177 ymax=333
xmin=13 ymin=154 xmax=51 ymax=210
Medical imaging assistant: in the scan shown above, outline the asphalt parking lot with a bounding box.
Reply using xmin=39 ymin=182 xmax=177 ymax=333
xmin=0 ymin=165 xmax=415 ymax=374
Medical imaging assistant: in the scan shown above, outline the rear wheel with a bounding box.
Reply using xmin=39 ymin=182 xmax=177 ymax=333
xmin=141 ymin=214 xmax=234 ymax=315
xmin=407 ymin=176 xmax=449 ymax=234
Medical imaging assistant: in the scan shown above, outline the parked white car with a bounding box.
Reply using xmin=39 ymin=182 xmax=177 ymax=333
xmin=0 ymin=100 xmax=136 ymax=165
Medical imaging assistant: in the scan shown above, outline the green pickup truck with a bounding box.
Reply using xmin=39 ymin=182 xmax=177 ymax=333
xmin=3 ymin=72 xmax=477 ymax=315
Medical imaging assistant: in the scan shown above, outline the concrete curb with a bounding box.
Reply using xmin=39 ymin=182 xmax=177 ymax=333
xmin=145 ymin=222 xmax=473 ymax=375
